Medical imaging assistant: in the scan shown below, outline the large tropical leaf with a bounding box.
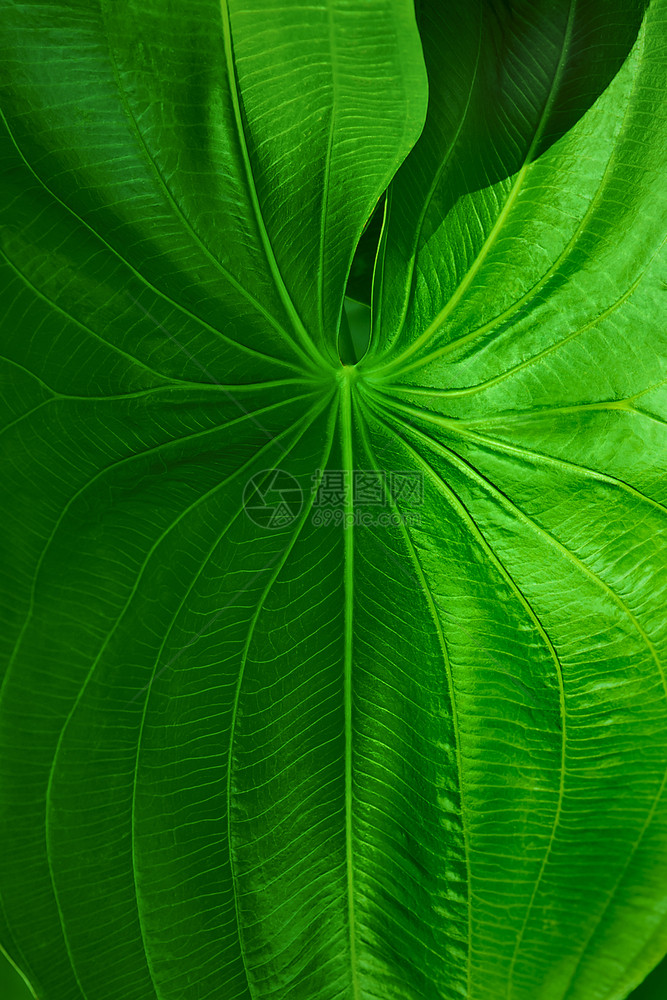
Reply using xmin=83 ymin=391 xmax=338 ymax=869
xmin=0 ymin=1 xmax=666 ymax=999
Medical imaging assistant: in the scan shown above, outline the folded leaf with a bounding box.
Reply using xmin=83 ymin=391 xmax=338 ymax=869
xmin=0 ymin=2 xmax=666 ymax=1000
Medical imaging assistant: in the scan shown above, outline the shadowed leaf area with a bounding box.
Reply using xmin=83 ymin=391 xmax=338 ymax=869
xmin=0 ymin=1 xmax=666 ymax=999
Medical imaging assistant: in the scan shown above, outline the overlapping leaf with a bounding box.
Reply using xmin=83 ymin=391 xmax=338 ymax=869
xmin=0 ymin=2 xmax=666 ymax=999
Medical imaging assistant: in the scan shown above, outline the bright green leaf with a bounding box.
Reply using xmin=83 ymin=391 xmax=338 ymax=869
xmin=1 ymin=1 xmax=666 ymax=999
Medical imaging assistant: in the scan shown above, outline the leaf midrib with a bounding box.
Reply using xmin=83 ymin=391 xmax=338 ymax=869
xmin=318 ymin=0 xmax=337 ymax=344
xmin=340 ymin=375 xmax=360 ymax=1000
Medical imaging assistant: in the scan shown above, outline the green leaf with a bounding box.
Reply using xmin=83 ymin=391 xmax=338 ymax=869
xmin=1 ymin=1 xmax=666 ymax=999
xmin=629 ymin=953 xmax=667 ymax=999
xmin=0 ymin=950 xmax=34 ymax=1000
